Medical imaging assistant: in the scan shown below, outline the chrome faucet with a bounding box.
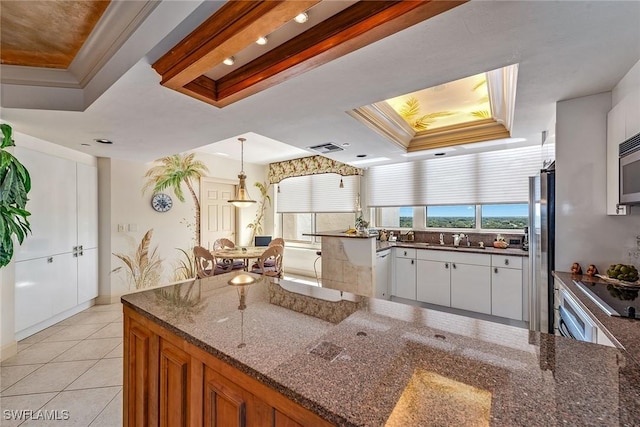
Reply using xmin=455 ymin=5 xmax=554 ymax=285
xmin=453 ymin=233 xmax=466 ymax=247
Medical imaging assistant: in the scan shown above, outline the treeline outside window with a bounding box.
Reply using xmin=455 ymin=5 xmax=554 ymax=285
xmin=377 ymin=203 xmax=528 ymax=230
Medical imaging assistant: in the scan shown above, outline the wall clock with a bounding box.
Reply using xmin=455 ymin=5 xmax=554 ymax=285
xmin=151 ymin=193 xmax=173 ymax=212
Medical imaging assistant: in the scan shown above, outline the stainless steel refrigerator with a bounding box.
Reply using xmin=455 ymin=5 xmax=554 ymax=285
xmin=528 ymin=163 xmax=555 ymax=334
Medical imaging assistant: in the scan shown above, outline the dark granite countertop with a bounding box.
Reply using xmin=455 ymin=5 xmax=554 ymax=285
xmin=553 ymin=271 xmax=640 ymax=367
xmin=377 ymin=241 xmax=529 ymax=257
xmin=304 ymin=230 xmax=376 ymax=239
xmin=122 ymin=272 xmax=639 ymax=426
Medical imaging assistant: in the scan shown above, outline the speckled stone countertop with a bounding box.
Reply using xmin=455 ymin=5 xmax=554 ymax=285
xmin=554 ymin=271 xmax=640 ymax=366
xmin=304 ymin=230 xmax=376 ymax=239
xmin=377 ymin=240 xmax=529 ymax=257
xmin=122 ymin=272 xmax=639 ymax=426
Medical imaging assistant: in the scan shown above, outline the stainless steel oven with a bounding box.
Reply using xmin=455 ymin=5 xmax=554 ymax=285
xmin=620 ymin=132 xmax=640 ymax=205
xmin=557 ymin=288 xmax=596 ymax=343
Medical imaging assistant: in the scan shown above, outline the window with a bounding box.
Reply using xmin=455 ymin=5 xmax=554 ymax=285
xmin=279 ymin=212 xmax=355 ymax=245
xmin=481 ymin=204 xmax=528 ymax=229
xmin=377 ymin=207 xmax=416 ymax=228
xmin=426 ymin=205 xmax=475 ymax=228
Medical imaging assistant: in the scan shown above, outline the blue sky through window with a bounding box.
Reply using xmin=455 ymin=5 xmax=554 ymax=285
xmin=482 ymin=204 xmax=528 ymax=217
xmin=399 ymin=207 xmax=413 ymax=217
xmin=428 ymin=205 xmax=475 ymax=217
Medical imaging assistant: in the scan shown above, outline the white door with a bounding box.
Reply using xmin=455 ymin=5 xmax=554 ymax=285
xmin=200 ymin=178 xmax=236 ymax=250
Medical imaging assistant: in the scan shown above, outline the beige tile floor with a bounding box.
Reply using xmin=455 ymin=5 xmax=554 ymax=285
xmin=1 ymin=303 xmax=123 ymax=427
xmin=0 ymin=274 xmax=317 ymax=426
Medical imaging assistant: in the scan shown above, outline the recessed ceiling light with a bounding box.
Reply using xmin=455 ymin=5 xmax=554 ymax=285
xmin=94 ymin=138 xmax=113 ymax=144
xmin=356 ymin=154 xmax=367 ymax=158
xmin=294 ymin=12 xmax=308 ymax=24
xmin=256 ymin=36 xmax=268 ymax=46
xmin=223 ymin=57 xmax=235 ymax=66
xmin=342 ymin=143 xmax=350 ymax=147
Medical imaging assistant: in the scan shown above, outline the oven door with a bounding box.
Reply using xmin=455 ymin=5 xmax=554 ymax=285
xmin=558 ymin=289 xmax=596 ymax=343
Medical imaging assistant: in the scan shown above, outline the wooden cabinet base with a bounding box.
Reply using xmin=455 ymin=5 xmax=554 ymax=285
xmin=123 ymin=306 xmax=333 ymax=427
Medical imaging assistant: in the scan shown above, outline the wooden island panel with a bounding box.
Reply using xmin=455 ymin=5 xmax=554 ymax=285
xmin=123 ymin=305 xmax=334 ymax=427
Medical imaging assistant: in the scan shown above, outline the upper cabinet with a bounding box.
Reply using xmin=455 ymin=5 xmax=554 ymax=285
xmin=624 ymin=87 xmax=640 ymax=139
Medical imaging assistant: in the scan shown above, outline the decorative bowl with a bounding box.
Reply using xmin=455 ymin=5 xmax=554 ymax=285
xmin=493 ymin=241 xmax=509 ymax=249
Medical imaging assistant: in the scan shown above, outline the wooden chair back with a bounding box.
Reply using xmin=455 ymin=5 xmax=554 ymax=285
xmin=213 ymin=238 xmax=236 ymax=250
xmin=269 ymin=238 xmax=285 ymax=247
xmin=257 ymin=245 xmax=283 ymax=278
xmin=194 ymin=246 xmax=215 ymax=278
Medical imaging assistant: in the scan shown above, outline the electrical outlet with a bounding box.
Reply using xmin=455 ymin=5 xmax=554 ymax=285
xmin=509 ymin=239 xmax=520 ymax=245
xmin=117 ymin=224 xmax=124 ymax=232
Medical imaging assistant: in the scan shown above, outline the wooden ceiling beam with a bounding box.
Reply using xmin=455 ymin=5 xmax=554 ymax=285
xmin=152 ymin=0 xmax=466 ymax=108
xmin=153 ymin=0 xmax=320 ymax=90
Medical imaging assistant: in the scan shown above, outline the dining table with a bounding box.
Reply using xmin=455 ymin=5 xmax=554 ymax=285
xmin=212 ymin=246 xmax=267 ymax=271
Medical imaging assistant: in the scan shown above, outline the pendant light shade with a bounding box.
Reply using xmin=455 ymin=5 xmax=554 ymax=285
xmin=228 ymin=138 xmax=257 ymax=208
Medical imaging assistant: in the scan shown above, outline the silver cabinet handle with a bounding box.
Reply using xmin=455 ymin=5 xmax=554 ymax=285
xmin=445 ymin=263 xmax=449 ymax=269
xmin=411 ymin=259 xmax=414 ymax=265
xmin=495 ymin=267 xmax=498 ymax=273
xmin=404 ymin=251 xmax=408 ymax=256
xmin=47 ymin=257 xmax=53 ymax=263
xmin=504 ymin=259 xmax=509 ymax=265
xmin=452 ymin=263 xmax=457 ymax=269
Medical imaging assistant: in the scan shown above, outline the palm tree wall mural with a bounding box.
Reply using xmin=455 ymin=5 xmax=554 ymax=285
xmin=143 ymin=153 xmax=209 ymax=246
xmin=246 ymin=181 xmax=272 ymax=246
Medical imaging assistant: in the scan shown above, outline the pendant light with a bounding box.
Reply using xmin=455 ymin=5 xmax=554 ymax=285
xmin=228 ymin=137 xmax=256 ymax=208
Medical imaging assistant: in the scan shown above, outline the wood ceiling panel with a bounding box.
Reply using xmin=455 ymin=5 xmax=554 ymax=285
xmin=0 ymin=0 xmax=110 ymax=69
xmin=153 ymin=0 xmax=466 ymax=108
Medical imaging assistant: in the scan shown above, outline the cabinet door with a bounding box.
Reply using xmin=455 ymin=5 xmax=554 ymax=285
xmin=203 ymin=366 xmax=272 ymax=427
xmin=51 ymin=252 xmax=78 ymax=316
xmin=491 ymin=267 xmax=523 ymax=320
xmin=606 ymin=102 xmax=627 ymax=215
xmin=394 ymin=257 xmax=416 ymax=299
xmin=159 ymin=339 xmax=192 ymax=427
xmin=625 ymin=87 xmax=640 ymax=139
xmin=450 ymin=263 xmax=491 ymax=314
xmin=124 ymin=319 xmax=157 ymax=427
xmin=416 ymin=260 xmax=450 ymax=306
xmin=13 ymin=147 xmax=77 ymax=260
xmin=15 ymin=257 xmax=55 ymax=331
xmin=77 ymin=248 xmax=98 ymax=304
xmin=77 ymin=163 xmax=98 ymax=249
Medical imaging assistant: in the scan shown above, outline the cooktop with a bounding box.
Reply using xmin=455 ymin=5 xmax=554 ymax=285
xmin=574 ymin=280 xmax=639 ymax=320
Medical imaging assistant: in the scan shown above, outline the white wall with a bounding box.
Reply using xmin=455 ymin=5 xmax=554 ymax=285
xmin=100 ymin=151 xmax=270 ymax=299
xmin=556 ymin=91 xmax=640 ymax=272
xmin=0 ymin=130 xmax=96 ymax=358
xmin=612 ymin=59 xmax=640 ymax=106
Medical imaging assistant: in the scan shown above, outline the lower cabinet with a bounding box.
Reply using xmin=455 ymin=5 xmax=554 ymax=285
xmin=416 ymin=260 xmax=450 ymax=306
xmin=124 ymin=306 xmax=333 ymax=427
xmin=490 ymin=255 xmax=524 ymax=320
xmin=450 ymin=263 xmax=491 ymax=314
xmin=394 ymin=253 xmax=416 ymax=300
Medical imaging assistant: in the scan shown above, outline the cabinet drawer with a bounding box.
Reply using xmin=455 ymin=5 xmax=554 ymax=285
xmin=491 ymin=255 xmax=522 ymax=269
xmin=417 ymin=249 xmax=490 ymax=266
xmin=395 ymin=248 xmax=416 ymax=259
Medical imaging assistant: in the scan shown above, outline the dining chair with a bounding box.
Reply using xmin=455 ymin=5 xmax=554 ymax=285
xmin=268 ymin=237 xmax=285 ymax=248
xmin=252 ymin=238 xmax=285 ymax=270
xmin=212 ymin=238 xmax=245 ymax=270
xmin=194 ymin=246 xmax=237 ymax=276
xmin=251 ymin=245 xmax=283 ymax=278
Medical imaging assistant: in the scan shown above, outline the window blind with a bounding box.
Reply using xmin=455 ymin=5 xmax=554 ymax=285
xmin=277 ymin=174 xmax=358 ymax=213
xmin=367 ymin=145 xmax=541 ymax=206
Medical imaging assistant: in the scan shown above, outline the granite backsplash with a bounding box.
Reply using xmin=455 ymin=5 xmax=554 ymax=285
xmin=381 ymin=229 xmax=526 ymax=249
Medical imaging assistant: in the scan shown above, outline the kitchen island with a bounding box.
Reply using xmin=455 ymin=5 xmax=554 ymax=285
xmin=122 ymin=272 xmax=640 ymax=426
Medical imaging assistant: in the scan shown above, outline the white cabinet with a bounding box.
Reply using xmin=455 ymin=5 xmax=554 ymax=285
xmin=491 ymin=255 xmax=524 ymax=320
xmin=624 ymin=87 xmax=640 ymax=139
xmin=13 ymin=147 xmax=98 ymax=335
xmin=416 ymin=260 xmax=450 ymax=306
xmin=394 ymin=249 xmax=416 ymax=300
xmin=606 ymin=102 xmax=627 ymax=215
xmin=375 ymin=249 xmax=391 ymax=300
xmin=451 ymin=262 xmax=491 ymax=314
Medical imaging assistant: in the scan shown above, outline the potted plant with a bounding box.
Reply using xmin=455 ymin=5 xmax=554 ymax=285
xmin=0 ymin=124 xmax=32 ymax=267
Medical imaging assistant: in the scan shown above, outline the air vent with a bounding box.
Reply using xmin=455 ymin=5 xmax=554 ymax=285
xmin=620 ymin=131 xmax=640 ymax=156
xmin=308 ymin=143 xmax=344 ymax=154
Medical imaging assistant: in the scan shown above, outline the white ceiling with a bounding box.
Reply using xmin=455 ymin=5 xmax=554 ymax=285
xmin=1 ymin=1 xmax=639 ymax=167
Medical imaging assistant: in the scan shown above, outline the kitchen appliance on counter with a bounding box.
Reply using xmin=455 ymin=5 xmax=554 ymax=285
xmin=529 ymin=164 xmax=555 ymax=334
xmin=574 ymin=280 xmax=639 ymax=319
xmin=619 ymin=131 xmax=640 ymax=205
